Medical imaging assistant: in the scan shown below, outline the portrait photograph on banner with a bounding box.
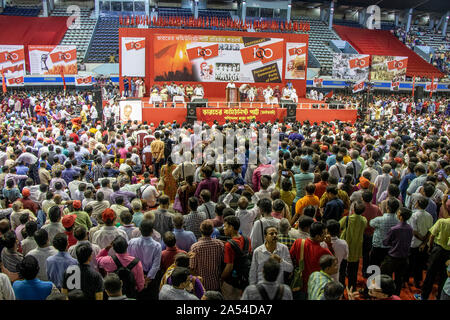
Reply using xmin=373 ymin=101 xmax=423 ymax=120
xmin=119 ymin=99 xmax=142 ymax=122
xmin=28 ymin=45 xmax=78 ymax=75
xmin=332 ymin=53 xmax=370 ymax=82
xmin=121 ymin=37 xmax=146 ymax=77
xmin=153 ymin=34 xmax=284 ymax=83
xmin=285 ymin=42 xmax=307 ymax=80
xmin=370 ymin=55 xmax=408 ymax=81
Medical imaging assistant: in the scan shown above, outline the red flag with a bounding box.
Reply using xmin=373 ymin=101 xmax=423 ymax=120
xmin=348 ymin=56 xmax=370 ymax=69
xmin=430 ymin=78 xmax=434 ymax=97
xmin=325 ymin=91 xmax=333 ymax=99
xmin=187 ymin=44 xmax=219 ymax=60
xmin=61 ymin=72 xmax=66 ymax=92
xmin=1 ymin=69 xmax=6 ymax=93
xmin=390 ymin=80 xmax=400 ymax=91
xmin=352 ymin=81 xmax=365 ymax=93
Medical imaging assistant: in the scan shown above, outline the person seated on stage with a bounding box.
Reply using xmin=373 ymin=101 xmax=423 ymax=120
xmin=160 ymin=85 xmax=169 ymax=102
xmin=263 ymin=85 xmax=274 ymax=104
xmin=273 ymin=86 xmax=282 ymax=100
xmin=282 ymin=85 xmax=292 ymax=100
xmin=192 ymin=85 xmax=204 ymax=101
xmin=290 ymin=87 xmax=298 ymax=103
xmin=247 ymin=86 xmax=256 ymax=102
xmin=149 ymin=89 xmax=162 ymax=105
xmin=185 ymin=84 xmax=194 ymax=100
xmin=173 ymin=84 xmax=186 ymax=102
xmin=226 ymin=80 xmax=236 ymax=89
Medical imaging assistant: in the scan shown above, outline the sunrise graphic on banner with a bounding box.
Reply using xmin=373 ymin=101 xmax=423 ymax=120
xmin=153 ymin=33 xmax=283 ymax=83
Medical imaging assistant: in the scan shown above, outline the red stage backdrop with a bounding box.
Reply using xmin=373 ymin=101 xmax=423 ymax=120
xmin=119 ymin=28 xmax=308 ymax=99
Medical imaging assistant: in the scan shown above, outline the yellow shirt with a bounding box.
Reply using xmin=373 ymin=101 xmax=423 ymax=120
xmin=150 ymin=139 xmax=165 ymax=160
xmin=343 ymin=155 xmax=352 ymax=164
xmin=430 ymin=218 xmax=450 ymax=250
xmin=295 ymin=194 xmax=319 ymax=216
xmin=80 ymin=110 xmax=87 ymax=123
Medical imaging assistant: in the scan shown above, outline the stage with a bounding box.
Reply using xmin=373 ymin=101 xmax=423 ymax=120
xmin=135 ymin=97 xmax=358 ymax=125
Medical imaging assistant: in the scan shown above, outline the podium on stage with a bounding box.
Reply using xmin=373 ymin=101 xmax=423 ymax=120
xmin=226 ymin=87 xmax=239 ymax=107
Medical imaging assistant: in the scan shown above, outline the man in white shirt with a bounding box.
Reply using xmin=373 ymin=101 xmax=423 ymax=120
xmin=91 ymin=209 xmax=129 ymax=250
xmin=249 ymin=226 xmax=293 ymax=285
xmin=192 ymin=85 xmax=204 ymax=101
xmin=26 ymin=229 xmax=58 ymax=281
xmin=408 ymin=196 xmax=434 ymax=287
xmin=226 ymin=80 xmax=236 ymax=89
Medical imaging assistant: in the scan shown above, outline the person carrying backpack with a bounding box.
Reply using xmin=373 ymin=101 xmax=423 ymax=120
xmin=96 ymin=235 xmax=145 ymax=298
xmin=221 ymin=215 xmax=252 ymax=300
xmin=242 ymin=257 xmax=293 ymax=300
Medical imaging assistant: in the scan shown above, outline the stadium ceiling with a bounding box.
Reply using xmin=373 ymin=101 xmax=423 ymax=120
xmin=292 ymin=0 xmax=450 ymax=14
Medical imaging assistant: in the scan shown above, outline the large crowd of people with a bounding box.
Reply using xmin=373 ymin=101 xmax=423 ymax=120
xmin=0 ymin=88 xmax=449 ymax=302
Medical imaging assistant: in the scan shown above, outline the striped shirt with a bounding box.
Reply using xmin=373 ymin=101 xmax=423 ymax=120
xmin=307 ymin=270 xmax=334 ymax=300
xmin=1 ymin=249 xmax=23 ymax=273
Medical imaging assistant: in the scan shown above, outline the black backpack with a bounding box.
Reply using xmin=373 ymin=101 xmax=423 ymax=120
xmin=256 ymin=283 xmax=285 ymax=300
xmin=112 ymin=255 xmax=139 ymax=298
xmin=227 ymin=237 xmax=252 ymax=290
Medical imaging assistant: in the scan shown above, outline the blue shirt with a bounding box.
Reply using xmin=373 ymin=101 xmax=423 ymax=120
xmin=288 ymin=132 xmax=304 ymax=142
xmin=13 ymin=278 xmax=53 ymax=300
xmin=46 ymin=252 xmax=78 ymax=289
xmin=161 ymin=228 xmax=196 ymax=252
xmin=16 ymin=165 xmax=29 ymax=175
xmin=127 ymin=236 xmax=161 ymax=278
xmin=326 ymin=154 xmax=336 ymax=168
xmin=399 ymin=172 xmax=416 ymax=201
xmin=61 ymin=168 xmax=78 ymax=184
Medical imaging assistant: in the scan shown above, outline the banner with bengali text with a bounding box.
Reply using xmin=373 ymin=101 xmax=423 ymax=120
xmin=196 ymin=107 xmax=286 ymax=123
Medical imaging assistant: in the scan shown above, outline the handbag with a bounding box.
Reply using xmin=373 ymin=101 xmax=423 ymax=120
xmin=289 ymin=238 xmax=305 ymax=292
xmin=173 ymin=193 xmax=183 ymax=213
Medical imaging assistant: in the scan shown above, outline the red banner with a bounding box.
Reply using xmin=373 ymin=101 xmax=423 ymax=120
xmin=125 ymin=39 xmax=146 ymax=51
xmin=0 ymin=49 xmax=25 ymax=64
xmin=49 ymin=49 xmax=77 ymax=63
xmin=387 ymin=58 xmax=408 ymax=71
xmin=186 ymin=44 xmax=219 ymax=60
xmin=348 ymin=56 xmax=370 ymax=69
xmin=1 ymin=64 xmax=23 ymax=74
xmin=7 ymin=76 xmax=24 ymax=85
xmin=240 ymin=41 xmax=283 ymax=65
xmin=196 ymin=107 xmax=286 ymax=123
xmin=288 ymin=46 xmax=305 ymax=56
xmin=76 ymin=76 xmax=92 ymax=85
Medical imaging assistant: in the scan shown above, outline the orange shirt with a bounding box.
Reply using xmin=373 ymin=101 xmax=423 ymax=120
xmin=295 ymin=194 xmax=320 ymax=216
